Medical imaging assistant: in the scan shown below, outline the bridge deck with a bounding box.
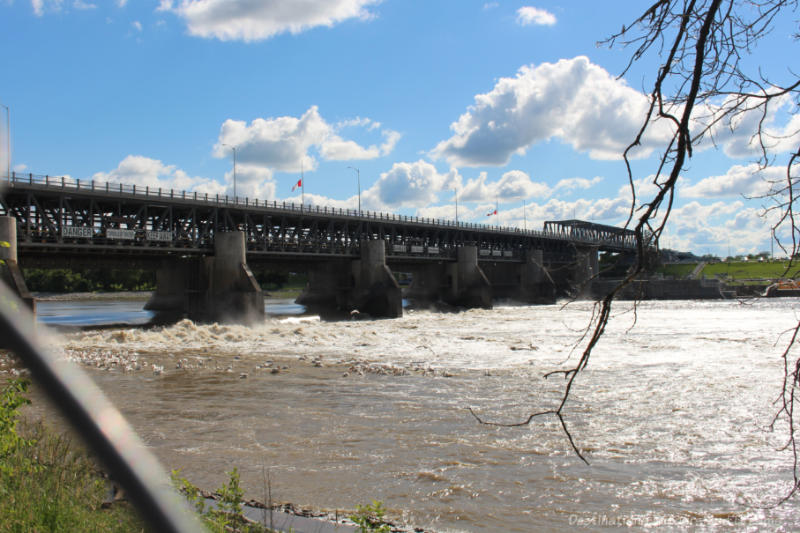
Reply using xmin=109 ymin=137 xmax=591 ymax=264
xmin=1 ymin=173 xmax=637 ymax=265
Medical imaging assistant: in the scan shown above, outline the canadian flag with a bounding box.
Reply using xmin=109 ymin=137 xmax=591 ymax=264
xmin=486 ymin=209 xmax=497 ymax=216
xmin=292 ymin=178 xmax=302 ymax=192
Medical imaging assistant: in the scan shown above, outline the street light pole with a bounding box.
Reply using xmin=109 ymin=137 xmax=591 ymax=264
xmin=523 ymin=200 xmax=527 ymax=231
xmin=222 ymin=144 xmax=237 ymax=199
xmin=348 ymin=166 xmax=361 ymax=213
xmin=1 ymin=102 xmax=9 ymax=180
xmin=454 ymin=188 xmax=458 ymax=225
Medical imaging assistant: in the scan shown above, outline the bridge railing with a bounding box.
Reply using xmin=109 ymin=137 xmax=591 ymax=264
xmin=2 ymin=172 xmax=635 ymax=250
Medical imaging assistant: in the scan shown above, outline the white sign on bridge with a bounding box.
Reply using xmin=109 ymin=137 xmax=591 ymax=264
xmin=146 ymin=230 xmax=172 ymax=241
xmin=61 ymin=226 xmax=94 ymax=238
xmin=106 ymin=228 xmax=136 ymax=240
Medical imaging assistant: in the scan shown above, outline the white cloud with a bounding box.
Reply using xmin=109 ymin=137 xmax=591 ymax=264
xmin=214 ymin=106 xmax=399 ymax=173
xmin=680 ymin=163 xmax=785 ymax=199
xmin=553 ymin=176 xmax=603 ymax=193
xmin=223 ymin=164 xmax=275 ymax=200
xmin=431 ymin=56 xmax=673 ymax=167
xmin=516 ymin=6 xmax=556 ymax=26
xmin=362 ymin=160 xmax=459 ymax=209
xmin=161 ymin=0 xmax=381 ymax=42
xmin=697 ymin=92 xmax=800 ymax=159
xmin=117 ymin=0 xmax=127 ymax=6
xmin=131 ymin=20 xmax=142 ymax=32
xmin=73 ymin=0 xmax=95 ymax=9
xmin=31 ymin=0 xmax=62 ymax=16
xmin=460 ymin=170 xmax=551 ymax=202
xmin=319 ymin=129 xmax=400 ymax=160
xmin=282 ymin=191 xmax=359 ymax=211
xmin=91 ymin=155 xmax=225 ymax=196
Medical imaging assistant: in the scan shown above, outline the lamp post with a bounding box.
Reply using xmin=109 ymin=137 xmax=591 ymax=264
xmin=454 ymin=188 xmax=459 ymax=225
xmin=0 ymin=102 xmax=9 ymax=180
xmin=348 ymin=166 xmax=361 ymax=213
xmin=523 ymin=200 xmax=527 ymax=231
xmin=222 ymin=144 xmax=237 ymax=199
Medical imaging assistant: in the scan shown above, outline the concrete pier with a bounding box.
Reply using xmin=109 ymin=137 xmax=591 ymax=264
xmin=520 ymin=249 xmax=556 ymax=303
xmin=297 ymin=240 xmax=402 ymax=318
xmin=570 ymin=244 xmax=599 ymax=297
xmin=443 ymin=246 xmax=492 ymax=308
xmin=0 ymin=216 xmax=35 ymax=312
xmin=145 ymin=231 xmax=264 ymax=323
xmin=350 ymin=239 xmax=403 ymax=318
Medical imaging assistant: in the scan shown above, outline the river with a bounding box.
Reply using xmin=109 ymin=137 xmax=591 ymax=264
xmin=15 ymin=295 xmax=800 ymax=531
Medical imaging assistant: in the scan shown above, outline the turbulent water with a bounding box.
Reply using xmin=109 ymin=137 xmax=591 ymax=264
xmin=14 ymin=296 xmax=800 ymax=531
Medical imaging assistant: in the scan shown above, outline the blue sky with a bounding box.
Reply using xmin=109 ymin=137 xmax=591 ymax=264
xmin=1 ymin=1 xmax=798 ymax=256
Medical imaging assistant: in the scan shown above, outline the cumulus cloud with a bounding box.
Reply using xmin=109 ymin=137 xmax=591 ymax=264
xmin=160 ymin=0 xmax=381 ymax=42
xmin=680 ymin=163 xmax=786 ymax=199
xmin=456 ymin=172 xmax=603 ymax=205
xmin=516 ymin=6 xmax=556 ymax=26
xmin=460 ymin=170 xmax=550 ymax=202
xmin=214 ymin=106 xmax=399 ymax=173
xmin=702 ymin=93 xmax=800 ymax=159
xmin=222 ymin=164 xmax=275 ymax=200
xmin=362 ymin=160 xmax=459 ymax=209
xmin=431 ymin=56 xmax=673 ymax=167
xmin=554 ymin=176 xmax=603 ymax=193
xmin=31 ymin=0 xmax=62 ymax=16
xmin=91 ymin=155 xmax=225 ymax=196
xmin=73 ymin=0 xmax=96 ymax=10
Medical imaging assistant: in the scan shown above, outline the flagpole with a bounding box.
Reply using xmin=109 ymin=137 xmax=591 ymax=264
xmin=301 ymin=161 xmax=305 ymax=207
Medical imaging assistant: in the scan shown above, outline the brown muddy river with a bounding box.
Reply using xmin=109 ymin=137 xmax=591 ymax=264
xmin=14 ymin=297 xmax=800 ymax=531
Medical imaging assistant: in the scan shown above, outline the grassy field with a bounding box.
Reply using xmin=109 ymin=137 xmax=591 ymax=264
xmin=658 ymin=263 xmax=697 ymax=278
xmin=702 ymin=261 xmax=800 ymax=279
xmin=659 ymin=260 xmax=800 ymax=283
xmin=0 ymin=379 xmax=147 ymax=532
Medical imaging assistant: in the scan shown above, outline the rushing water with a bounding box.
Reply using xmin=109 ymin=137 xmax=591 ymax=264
xmin=14 ymin=295 xmax=800 ymax=531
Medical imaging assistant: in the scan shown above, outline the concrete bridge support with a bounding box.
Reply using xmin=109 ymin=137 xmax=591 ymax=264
xmin=0 ymin=216 xmax=35 ymax=312
xmin=296 ymin=240 xmax=402 ymax=318
xmin=520 ymin=249 xmax=556 ymax=303
xmin=404 ymin=263 xmax=445 ymax=303
xmin=145 ymin=231 xmax=264 ymax=323
xmin=475 ymin=250 xmax=556 ymax=304
xmin=443 ymin=246 xmax=492 ymax=309
xmin=570 ymin=244 xmax=599 ymax=297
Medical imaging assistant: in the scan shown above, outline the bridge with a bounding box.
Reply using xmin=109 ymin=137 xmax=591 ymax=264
xmin=0 ymin=172 xmax=638 ymax=321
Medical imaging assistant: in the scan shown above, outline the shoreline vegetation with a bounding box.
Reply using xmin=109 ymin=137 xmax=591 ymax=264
xmin=21 ymin=267 xmax=308 ymax=298
xmin=21 ymin=260 xmax=800 ymax=298
xmin=0 ymin=376 xmax=411 ymax=533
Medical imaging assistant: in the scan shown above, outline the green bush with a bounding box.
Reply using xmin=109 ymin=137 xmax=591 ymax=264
xmin=350 ymin=500 xmax=391 ymax=533
xmin=0 ymin=379 xmax=146 ymax=532
xmin=171 ymin=467 xmax=268 ymax=532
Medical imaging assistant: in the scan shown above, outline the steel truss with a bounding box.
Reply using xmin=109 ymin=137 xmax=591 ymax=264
xmin=1 ymin=174 xmax=633 ymax=266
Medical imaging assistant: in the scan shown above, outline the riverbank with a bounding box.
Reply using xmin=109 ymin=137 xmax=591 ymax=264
xmin=0 ymin=372 xmax=422 ymax=533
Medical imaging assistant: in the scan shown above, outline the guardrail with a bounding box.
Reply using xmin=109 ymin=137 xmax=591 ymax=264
xmin=2 ymin=172 xmax=636 ymax=249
